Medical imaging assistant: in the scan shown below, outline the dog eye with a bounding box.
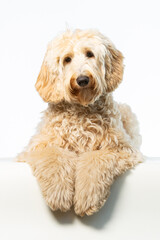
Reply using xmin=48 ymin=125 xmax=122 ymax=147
xmin=86 ymin=51 xmax=94 ymax=58
xmin=64 ymin=56 xmax=72 ymax=64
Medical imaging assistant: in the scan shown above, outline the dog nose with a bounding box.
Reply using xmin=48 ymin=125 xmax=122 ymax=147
xmin=76 ymin=76 xmax=89 ymax=87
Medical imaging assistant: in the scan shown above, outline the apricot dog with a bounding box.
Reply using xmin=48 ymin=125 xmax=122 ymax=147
xmin=17 ymin=29 xmax=142 ymax=216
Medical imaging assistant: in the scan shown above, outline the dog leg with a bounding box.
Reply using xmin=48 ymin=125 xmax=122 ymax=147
xmin=21 ymin=146 xmax=76 ymax=212
xmin=74 ymin=148 xmax=143 ymax=216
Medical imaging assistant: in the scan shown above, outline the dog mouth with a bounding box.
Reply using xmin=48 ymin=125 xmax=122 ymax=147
xmin=69 ymin=76 xmax=98 ymax=105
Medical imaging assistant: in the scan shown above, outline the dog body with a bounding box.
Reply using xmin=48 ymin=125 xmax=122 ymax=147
xmin=18 ymin=29 xmax=142 ymax=216
xmin=28 ymin=95 xmax=140 ymax=154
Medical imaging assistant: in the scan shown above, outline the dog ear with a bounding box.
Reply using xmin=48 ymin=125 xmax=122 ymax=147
xmin=35 ymin=58 xmax=63 ymax=103
xmin=105 ymin=43 xmax=124 ymax=92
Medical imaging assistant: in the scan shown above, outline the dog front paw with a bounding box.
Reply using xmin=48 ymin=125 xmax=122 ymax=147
xmin=42 ymin=174 xmax=74 ymax=212
xmin=74 ymin=151 xmax=114 ymax=216
xmin=74 ymin=189 xmax=109 ymax=216
xmin=28 ymin=147 xmax=76 ymax=212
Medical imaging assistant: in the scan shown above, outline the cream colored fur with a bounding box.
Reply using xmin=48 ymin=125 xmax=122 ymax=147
xmin=17 ymin=29 xmax=143 ymax=216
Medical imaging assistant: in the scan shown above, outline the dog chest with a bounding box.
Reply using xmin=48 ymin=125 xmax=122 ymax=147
xmin=45 ymin=106 xmax=120 ymax=153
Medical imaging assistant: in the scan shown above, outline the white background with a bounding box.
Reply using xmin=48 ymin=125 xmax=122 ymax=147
xmin=0 ymin=0 xmax=160 ymax=158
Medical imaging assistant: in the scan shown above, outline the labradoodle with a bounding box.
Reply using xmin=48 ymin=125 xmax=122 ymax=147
xmin=17 ymin=29 xmax=143 ymax=216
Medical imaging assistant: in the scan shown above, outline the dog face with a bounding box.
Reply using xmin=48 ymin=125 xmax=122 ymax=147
xmin=35 ymin=29 xmax=124 ymax=105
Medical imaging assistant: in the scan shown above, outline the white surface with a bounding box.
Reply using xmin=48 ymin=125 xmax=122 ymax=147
xmin=0 ymin=158 xmax=160 ymax=240
xmin=0 ymin=0 xmax=160 ymax=158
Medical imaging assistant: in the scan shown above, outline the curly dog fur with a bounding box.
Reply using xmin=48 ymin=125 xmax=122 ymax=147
xmin=17 ymin=29 xmax=143 ymax=216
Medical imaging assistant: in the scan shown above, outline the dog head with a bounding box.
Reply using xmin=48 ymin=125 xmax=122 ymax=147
xmin=35 ymin=29 xmax=124 ymax=106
